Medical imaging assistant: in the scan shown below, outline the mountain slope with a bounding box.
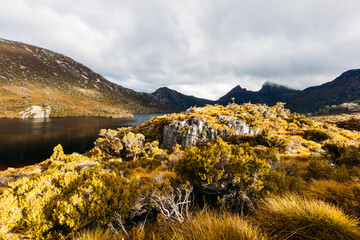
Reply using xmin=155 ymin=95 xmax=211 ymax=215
xmin=286 ymin=69 xmax=360 ymax=113
xmin=152 ymin=87 xmax=215 ymax=112
xmin=0 ymin=38 xmax=167 ymax=117
xmin=218 ymin=82 xmax=299 ymax=105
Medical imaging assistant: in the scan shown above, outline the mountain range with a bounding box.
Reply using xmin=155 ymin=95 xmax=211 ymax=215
xmin=0 ymin=38 xmax=359 ymax=117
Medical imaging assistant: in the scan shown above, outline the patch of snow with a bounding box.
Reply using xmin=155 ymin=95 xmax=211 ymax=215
xmin=20 ymin=65 xmax=26 ymax=69
xmin=81 ymin=74 xmax=88 ymax=79
xmin=56 ymin=60 xmax=63 ymax=65
xmin=0 ymin=76 xmax=6 ymax=79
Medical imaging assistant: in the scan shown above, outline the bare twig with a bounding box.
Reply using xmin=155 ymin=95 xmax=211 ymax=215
xmin=151 ymin=187 xmax=193 ymax=223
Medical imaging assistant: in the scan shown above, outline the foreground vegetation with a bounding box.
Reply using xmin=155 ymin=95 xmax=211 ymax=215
xmin=1 ymin=103 xmax=360 ymax=239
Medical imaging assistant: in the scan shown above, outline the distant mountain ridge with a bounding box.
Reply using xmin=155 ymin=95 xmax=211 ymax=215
xmin=152 ymin=87 xmax=215 ymax=112
xmin=218 ymin=81 xmax=300 ymax=106
xmin=1 ymin=38 xmax=359 ymax=117
xmin=285 ymin=69 xmax=360 ymax=113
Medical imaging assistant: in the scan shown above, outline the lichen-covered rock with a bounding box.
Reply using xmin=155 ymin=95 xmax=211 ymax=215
xmin=217 ymin=115 xmax=257 ymax=136
xmin=162 ymin=115 xmax=256 ymax=148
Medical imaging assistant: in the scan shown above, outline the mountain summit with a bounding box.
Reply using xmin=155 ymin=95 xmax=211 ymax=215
xmin=218 ymin=81 xmax=299 ymax=105
xmin=152 ymin=87 xmax=215 ymax=112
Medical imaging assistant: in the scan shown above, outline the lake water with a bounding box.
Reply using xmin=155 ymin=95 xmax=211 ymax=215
xmin=0 ymin=114 xmax=164 ymax=170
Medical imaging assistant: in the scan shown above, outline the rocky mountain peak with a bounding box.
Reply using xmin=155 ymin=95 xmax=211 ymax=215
xmin=259 ymin=81 xmax=291 ymax=92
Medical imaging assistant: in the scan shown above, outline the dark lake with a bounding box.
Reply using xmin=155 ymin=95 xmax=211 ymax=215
xmin=0 ymin=114 xmax=163 ymax=170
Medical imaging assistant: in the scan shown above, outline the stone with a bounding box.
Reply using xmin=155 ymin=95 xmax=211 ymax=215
xmin=161 ymin=111 xmax=257 ymax=148
xmin=18 ymin=105 xmax=52 ymax=118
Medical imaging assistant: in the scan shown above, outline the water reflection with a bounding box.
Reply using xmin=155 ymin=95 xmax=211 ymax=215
xmin=0 ymin=114 xmax=163 ymax=169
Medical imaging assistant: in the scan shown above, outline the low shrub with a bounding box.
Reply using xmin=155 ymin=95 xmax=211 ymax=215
xmin=322 ymin=140 xmax=348 ymax=160
xmin=252 ymin=130 xmax=288 ymax=151
xmin=255 ymin=194 xmax=360 ymax=240
xmin=304 ymin=159 xmax=337 ymax=180
xmin=304 ymin=159 xmax=353 ymax=182
xmin=303 ymin=127 xmax=332 ymax=142
xmin=175 ymin=138 xmax=270 ymax=212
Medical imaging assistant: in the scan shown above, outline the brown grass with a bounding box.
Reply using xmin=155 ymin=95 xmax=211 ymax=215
xmin=255 ymin=193 xmax=360 ymax=240
xmin=163 ymin=210 xmax=267 ymax=240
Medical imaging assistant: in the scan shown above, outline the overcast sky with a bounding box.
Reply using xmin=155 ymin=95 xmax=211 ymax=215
xmin=1 ymin=0 xmax=360 ymax=100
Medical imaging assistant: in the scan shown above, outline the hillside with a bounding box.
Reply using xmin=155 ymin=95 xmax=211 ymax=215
xmin=286 ymin=69 xmax=360 ymax=114
xmin=0 ymin=38 xmax=169 ymax=118
xmin=1 ymin=103 xmax=360 ymax=239
xmin=218 ymin=82 xmax=299 ymax=105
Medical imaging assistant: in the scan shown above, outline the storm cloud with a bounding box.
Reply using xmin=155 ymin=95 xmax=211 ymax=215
xmin=1 ymin=0 xmax=360 ymax=99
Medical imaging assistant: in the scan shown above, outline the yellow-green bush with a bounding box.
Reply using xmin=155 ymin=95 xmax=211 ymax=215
xmin=0 ymin=141 xmax=172 ymax=239
xmin=255 ymin=194 xmax=360 ymax=240
xmin=175 ymin=138 xmax=270 ymax=211
xmin=52 ymin=169 xmax=138 ymax=234
xmin=303 ymin=127 xmax=332 ymax=142
xmin=95 ymin=127 xmax=145 ymax=160
xmin=305 ymin=159 xmax=337 ymax=180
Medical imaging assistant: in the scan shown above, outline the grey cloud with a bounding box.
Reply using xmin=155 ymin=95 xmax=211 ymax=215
xmin=1 ymin=0 xmax=360 ymax=99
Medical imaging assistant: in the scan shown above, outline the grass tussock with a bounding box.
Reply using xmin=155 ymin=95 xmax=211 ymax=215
xmin=165 ymin=210 xmax=267 ymax=240
xmin=73 ymin=227 xmax=116 ymax=240
xmin=255 ymin=194 xmax=360 ymax=240
xmin=306 ymin=179 xmax=360 ymax=218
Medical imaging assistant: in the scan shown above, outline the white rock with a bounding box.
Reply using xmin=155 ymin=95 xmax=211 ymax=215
xmin=18 ymin=105 xmax=52 ymax=118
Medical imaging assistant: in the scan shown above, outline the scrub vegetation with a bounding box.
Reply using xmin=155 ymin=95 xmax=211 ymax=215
xmin=1 ymin=103 xmax=360 ymax=239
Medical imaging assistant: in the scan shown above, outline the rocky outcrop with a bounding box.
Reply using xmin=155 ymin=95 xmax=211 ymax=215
xmin=161 ymin=113 xmax=256 ymax=148
xmin=18 ymin=105 xmax=51 ymax=118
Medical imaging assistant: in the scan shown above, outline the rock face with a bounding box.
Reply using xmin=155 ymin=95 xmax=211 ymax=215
xmin=18 ymin=105 xmax=51 ymax=118
xmin=162 ymin=113 xmax=256 ymax=148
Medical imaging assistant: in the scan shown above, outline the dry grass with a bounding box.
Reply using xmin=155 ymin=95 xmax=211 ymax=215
xmin=306 ymin=179 xmax=360 ymax=218
xmin=164 ymin=210 xmax=267 ymax=240
xmin=255 ymin=193 xmax=360 ymax=240
xmin=73 ymin=227 xmax=116 ymax=240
